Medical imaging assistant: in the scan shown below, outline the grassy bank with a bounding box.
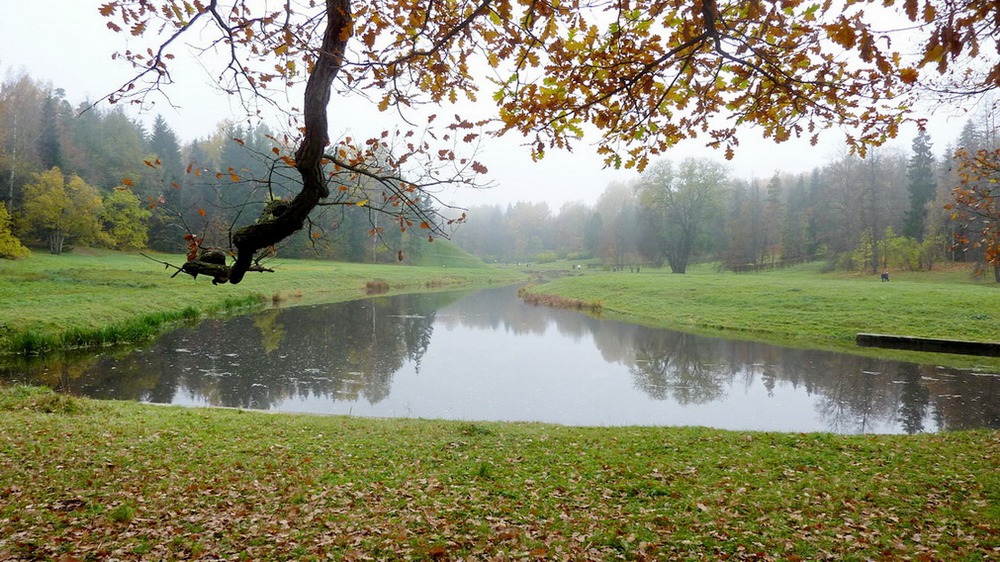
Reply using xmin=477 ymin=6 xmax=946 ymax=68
xmin=0 ymin=386 xmax=996 ymax=561
xmin=522 ymin=262 xmax=1000 ymax=359
xmin=0 ymin=249 xmax=523 ymax=355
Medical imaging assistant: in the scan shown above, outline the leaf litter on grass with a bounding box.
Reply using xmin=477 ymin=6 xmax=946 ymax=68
xmin=0 ymin=390 xmax=997 ymax=560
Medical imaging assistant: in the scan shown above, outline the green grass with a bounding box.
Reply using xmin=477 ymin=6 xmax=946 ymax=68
xmin=0 ymin=386 xmax=996 ymax=560
xmin=409 ymin=238 xmax=492 ymax=268
xmin=0 ymin=249 xmax=523 ymax=355
xmin=523 ymin=262 xmax=1000 ymax=364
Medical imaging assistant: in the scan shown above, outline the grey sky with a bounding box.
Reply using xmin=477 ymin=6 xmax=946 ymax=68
xmin=2 ymin=1 xmax=978 ymax=210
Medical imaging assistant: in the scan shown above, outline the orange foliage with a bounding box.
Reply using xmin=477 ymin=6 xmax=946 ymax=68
xmin=950 ymin=147 xmax=1000 ymax=267
xmin=96 ymin=0 xmax=997 ymax=282
xmin=98 ymin=0 xmax=997 ymax=172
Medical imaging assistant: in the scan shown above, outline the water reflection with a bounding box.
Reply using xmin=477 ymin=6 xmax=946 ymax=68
xmin=2 ymin=285 xmax=997 ymax=433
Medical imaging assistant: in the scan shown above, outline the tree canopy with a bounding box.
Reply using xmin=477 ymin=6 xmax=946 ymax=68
xmin=637 ymin=158 xmax=728 ymax=273
xmin=948 ymin=147 xmax=1000 ymax=281
xmin=21 ymin=168 xmax=108 ymax=254
xmin=97 ymin=0 xmax=998 ymax=283
xmin=0 ymin=202 xmax=30 ymax=259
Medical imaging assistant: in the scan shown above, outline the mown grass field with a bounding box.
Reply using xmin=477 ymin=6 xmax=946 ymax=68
xmin=522 ymin=262 xmax=1000 ymax=362
xmin=2 ymin=253 xmax=999 ymax=559
xmin=0 ymin=247 xmax=522 ymax=355
xmin=0 ymin=386 xmax=997 ymax=561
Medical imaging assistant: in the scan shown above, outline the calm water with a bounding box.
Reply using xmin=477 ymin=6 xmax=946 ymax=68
xmin=3 ymin=285 xmax=997 ymax=433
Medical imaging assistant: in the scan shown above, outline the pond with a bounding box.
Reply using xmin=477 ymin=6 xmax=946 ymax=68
xmin=2 ymin=284 xmax=997 ymax=433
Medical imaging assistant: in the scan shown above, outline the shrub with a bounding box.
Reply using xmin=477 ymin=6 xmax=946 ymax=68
xmin=0 ymin=202 xmax=30 ymax=259
xmin=365 ymin=279 xmax=390 ymax=294
xmin=534 ymin=251 xmax=558 ymax=263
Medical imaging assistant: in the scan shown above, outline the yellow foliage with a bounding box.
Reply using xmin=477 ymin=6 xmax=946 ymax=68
xmin=0 ymin=202 xmax=30 ymax=259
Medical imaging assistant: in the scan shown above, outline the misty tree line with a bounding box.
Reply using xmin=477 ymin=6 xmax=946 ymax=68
xmin=2 ymin=69 xmax=997 ymax=275
xmin=0 ymin=72 xmax=433 ymax=263
xmin=453 ymin=116 xmax=998 ymax=276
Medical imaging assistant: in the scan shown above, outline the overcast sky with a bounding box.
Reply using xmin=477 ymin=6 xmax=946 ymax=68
xmin=2 ymin=1 xmax=980 ymax=210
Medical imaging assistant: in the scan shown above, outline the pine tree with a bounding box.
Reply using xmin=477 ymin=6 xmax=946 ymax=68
xmin=904 ymin=131 xmax=936 ymax=241
xmin=37 ymin=90 xmax=63 ymax=170
xmin=146 ymin=115 xmax=186 ymax=250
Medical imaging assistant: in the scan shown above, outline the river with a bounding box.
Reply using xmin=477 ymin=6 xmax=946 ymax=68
xmin=2 ymin=284 xmax=997 ymax=433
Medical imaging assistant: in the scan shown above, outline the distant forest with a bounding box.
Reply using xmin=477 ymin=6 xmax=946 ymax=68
xmin=1 ymin=70 xmax=997 ymax=277
xmin=0 ymin=71 xmax=430 ymax=263
xmin=452 ymin=116 xmax=999 ymax=278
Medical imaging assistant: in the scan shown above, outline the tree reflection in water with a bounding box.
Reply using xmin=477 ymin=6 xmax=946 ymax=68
xmin=1 ymin=285 xmax=997 ymax=433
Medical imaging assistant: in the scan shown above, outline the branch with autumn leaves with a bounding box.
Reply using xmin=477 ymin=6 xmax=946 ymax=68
xmin=96 ymin=0 xmax=998 ymax=284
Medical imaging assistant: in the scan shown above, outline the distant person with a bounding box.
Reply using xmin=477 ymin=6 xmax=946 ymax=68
xmin=881 ymin=270 xmax=890 ymax=282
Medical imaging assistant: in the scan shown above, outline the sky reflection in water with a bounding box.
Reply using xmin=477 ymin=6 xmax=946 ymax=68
xmin=4 ymin=285 xmax=997 ymax=434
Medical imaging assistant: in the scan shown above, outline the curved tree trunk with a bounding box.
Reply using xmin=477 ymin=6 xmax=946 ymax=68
xmin=228 ymin=0 xmax=351 ymax=284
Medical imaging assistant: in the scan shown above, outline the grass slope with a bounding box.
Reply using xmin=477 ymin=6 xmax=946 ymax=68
xmin=0 ymin=386 xmax=996 ymax=561
xmin=0 ymin=250 xmax=522 ymax=355
xmin=524 ymin=263 xmax=1000 ymax=358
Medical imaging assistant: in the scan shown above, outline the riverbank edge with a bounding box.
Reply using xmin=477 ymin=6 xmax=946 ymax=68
xmin=0 ymin=385 xmax=997 ymax=560
xmin=0 ymin=252 xmax=526 ymax=356
xmin=517 ymin=266 xmax=1000 ymax=369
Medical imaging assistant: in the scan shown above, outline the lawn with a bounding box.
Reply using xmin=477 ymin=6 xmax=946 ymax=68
xmin=1 ymin=256 xmax=998 ymax=559
xmin=0 ymin=386 xmax=996 ymax=561
xmin=522 ymin=262 xmax=1000 ymax=357
xmin=0 ymin=249 xmax=523 ymax=355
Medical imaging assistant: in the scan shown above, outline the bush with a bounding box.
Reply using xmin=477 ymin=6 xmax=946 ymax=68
xmin=534 ymin=251 xmax=558 ymax=263
xmin=0 ymin=203 xmax=30 ymax=259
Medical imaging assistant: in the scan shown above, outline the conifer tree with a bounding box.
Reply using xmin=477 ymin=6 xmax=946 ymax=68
xmin=904 ymin=131 xmax=936 ymax=241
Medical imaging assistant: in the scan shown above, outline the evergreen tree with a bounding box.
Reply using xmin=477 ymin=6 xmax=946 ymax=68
xmin=782 ymin=174 xmax=811 ymax=261
xmin=176 ymin=139 xmax=217 ymax=238
xmin=904 ymin=131 xmax=936 ymax=241
xmin=37 ymin=90 xmax=63 ymax=170
xmin=763 ymin=171 xmax=784 ymax=264
xmin=146 ymin=115 xmax=186 ymax=250
xmin=148 ymin=115 xmax=184 ymax=182
xmin=956 ymin=120 xmax=983 ymax=153
xmin=217 ymin=125 xmax=268 ymax=230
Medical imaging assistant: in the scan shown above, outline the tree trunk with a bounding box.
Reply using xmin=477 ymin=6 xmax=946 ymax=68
xmin=48 ymin=231 xmax=64 ymax=255
xmin=228 ymin=0 xmax=351 ymax=284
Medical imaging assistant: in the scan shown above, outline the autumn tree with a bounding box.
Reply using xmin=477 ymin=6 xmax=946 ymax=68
xmin=949 ymin=146 xmax=1000 ymax=281
xmin=0 ymin=74 xmax=46 ymax=209
xmin=637 ymin=158 xmax=728 ymax=273
xmin=21 ymin=167 xmax=108 ymax=254
xmin=782 ymin=174 xmax=818 ymax=262
xmin=594 ymin=182 xmax=640 ymax=268
xmin=552 ymin=201 xmax=591 ymax=258
xmin=0 ymin=201 xmax=30 ymax=259
xmin=858 ymin=149 xmax=890 ymax=273
xmin=100 ymin=186 xmax=151 ymax=250
xmin=98 ymin=0 xmax=999 ymax=284
xmin=453 ymin=204 xmax=511 ymax=262
xmin=505 ymin=202 xmax=553 ymax=261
